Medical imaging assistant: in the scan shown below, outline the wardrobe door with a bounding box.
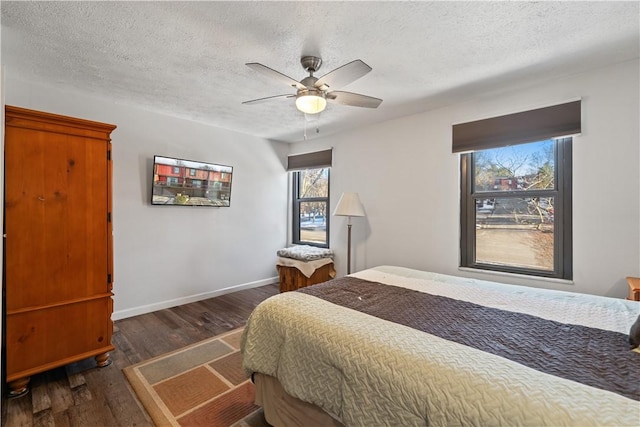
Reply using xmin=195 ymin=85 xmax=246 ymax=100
xmin=4 ymin=106 xmax=116 ymax=395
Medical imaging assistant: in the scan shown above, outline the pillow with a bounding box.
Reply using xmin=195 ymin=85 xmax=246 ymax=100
xmin=277 ymin=245 xmax=334 ymax=261
xmin=629 ymin=314 xmax=640 ymax=349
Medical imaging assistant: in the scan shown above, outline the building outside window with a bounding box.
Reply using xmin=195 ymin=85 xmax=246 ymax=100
xmin=460 ymin=138 xmax=572 ymax=279
xmin=292 ymin=168 xmax=330 ymax=247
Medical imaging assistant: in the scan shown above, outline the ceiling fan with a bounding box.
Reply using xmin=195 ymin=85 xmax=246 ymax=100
xmin=242 ymin=56 xmax=382 ymax=115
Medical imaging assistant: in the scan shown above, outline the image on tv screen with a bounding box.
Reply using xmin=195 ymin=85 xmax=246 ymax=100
xmin=151 ymin=155 xmax=233 ymax=207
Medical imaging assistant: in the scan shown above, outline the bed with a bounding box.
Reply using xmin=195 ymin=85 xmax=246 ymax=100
xmin=241 ymin=266 xmax=640 ymax=426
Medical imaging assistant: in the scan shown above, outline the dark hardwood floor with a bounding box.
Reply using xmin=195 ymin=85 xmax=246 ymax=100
xmin=1 ymin=283 xmax=279 ymax=427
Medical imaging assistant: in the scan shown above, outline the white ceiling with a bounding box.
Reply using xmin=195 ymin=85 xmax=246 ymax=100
xmin=1 ymin=1 xmax=638 ymax=143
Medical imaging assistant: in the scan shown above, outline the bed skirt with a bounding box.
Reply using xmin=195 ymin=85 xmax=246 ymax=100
xmin=254 ymin=373 xmax=343 ymax=427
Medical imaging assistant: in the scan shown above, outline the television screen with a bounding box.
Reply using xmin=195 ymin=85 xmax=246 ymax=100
xmin=151 ymin=155 xmax=233 ymax=206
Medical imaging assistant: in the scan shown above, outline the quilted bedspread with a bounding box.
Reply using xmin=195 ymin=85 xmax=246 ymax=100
xmin=241 ymin=266 xmax=640 ymax=426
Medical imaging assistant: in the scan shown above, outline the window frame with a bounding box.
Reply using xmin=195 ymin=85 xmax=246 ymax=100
xmin=460 ymin=137 xmax=572 ymax=279
xmin=292 ymin=168 xmax=330 ymax=248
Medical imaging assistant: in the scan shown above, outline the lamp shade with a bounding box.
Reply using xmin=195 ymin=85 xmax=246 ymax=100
xmin=333 ymin=192 xmax=365 ymax=217
xmin=296 ymin=93 xmax=327 ymax=114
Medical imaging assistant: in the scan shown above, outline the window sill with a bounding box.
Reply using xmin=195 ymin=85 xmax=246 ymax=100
xmin=458 ymin=267 xmax=574 ymax=286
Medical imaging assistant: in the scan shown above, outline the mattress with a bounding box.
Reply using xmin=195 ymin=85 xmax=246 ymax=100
xmin=241 ymin=266 xmax=640 ymax=426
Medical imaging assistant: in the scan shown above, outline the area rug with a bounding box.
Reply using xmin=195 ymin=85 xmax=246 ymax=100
xmin=123 ymin=328 xmax=266 ymax=427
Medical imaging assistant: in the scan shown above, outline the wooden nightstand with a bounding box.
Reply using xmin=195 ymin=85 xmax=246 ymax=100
xmin=626 ymin=277 xmax=640 ymax=301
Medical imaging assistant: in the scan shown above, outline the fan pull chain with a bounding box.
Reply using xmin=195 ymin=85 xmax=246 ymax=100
xmin=303 ymin=117 xmax=308 ymax=140
xmin=303 ymin=113 xmax=321 ymax=140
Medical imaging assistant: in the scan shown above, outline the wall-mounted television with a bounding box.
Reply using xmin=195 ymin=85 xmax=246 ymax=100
xmin=151 ymin=155 xmax=233 ymax=207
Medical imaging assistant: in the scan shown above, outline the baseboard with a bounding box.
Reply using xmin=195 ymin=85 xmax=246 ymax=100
xmin=112 ymin=276 xmax=279 ymax=321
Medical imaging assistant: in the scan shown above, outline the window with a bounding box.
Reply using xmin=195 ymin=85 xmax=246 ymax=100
xmin=292 ymin=168 xmax=330 ymax=247
xmin=454 ymin=101 xmax=579 ymax=279
xmin=460 ymin=138 xmax=572 ymax=278
xmin=287 ymin=149 xmax=333 ymax=248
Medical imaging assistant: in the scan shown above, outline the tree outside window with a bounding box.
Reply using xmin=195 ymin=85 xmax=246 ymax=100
xmin=461 ymin=138 xmax=572 ymax=279
xmin=293 ymin=168 xmax=329 ymax=247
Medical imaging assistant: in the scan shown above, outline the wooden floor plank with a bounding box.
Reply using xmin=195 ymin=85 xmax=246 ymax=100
xmin=45 ymin=370 xmax=75 ymax=415
xmin=32 ymin=409 xmax=55 ymax=427
xmin=1 ymin=283 xmax=278 ymax=427
xmin=30 ymin=375 xmax=51 ymax=414
xmin=64 ymin=397 xmax=117 ymax=427
xmin=70 ymin=385 xmax=92 ymax=407
xmin=65 ymin=373 xmax=85 ymax=391
xmin=4 ymin=393 xmax=33 ymax=427
xmin=151 ymin=307 xmax=187 ymax=330
xmin=110 ymin=327 xmax=143 ymax=365
xmin=50 ymin=411 xmax=70 ymax=427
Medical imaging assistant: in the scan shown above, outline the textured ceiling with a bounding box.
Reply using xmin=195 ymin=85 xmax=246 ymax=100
xmin=1 ymin=1 xmax=638 ymax=143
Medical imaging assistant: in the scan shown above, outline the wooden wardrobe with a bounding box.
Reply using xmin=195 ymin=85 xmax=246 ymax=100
xmin=3 ymin=106 xmax=117 ymax=396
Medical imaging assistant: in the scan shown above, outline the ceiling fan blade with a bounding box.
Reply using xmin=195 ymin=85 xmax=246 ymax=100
xmin=242 ymin=94 xmax=295 ymax=105
xmin=315 ymin=60 xmax=372 ymax=90
xmin=246 ymin=63 xmax=306 ymax=90
xmin=326 ymin=91 xmax=382 ymax=108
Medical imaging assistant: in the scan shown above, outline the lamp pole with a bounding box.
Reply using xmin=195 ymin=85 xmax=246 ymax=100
xmin=346 ymin=220 xmax=353 ymax=274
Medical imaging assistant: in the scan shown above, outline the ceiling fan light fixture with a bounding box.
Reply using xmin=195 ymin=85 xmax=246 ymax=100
xmin=244 ymin=57 xmax=381 ymax=113
xmin=295 ymin=91 xmax=326 ymax=114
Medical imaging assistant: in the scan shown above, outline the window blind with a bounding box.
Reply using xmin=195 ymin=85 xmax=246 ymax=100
xmin=452 ymin=100 xmax=581 ymax=153
xmin=287 ymin=148 xmax=332 ymax=171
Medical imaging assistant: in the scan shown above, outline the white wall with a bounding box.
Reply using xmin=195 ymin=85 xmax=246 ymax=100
xmin=294 ymin=59 xmax=640 ymax=298
xmin=4 ymin=77 xmax=289 ymax=319
xmin=3 ymin=58 xmax=638 ymax=314
xmin=1 ymin=66 xmax=5 ymax=402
